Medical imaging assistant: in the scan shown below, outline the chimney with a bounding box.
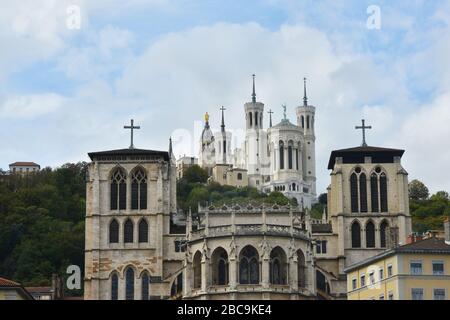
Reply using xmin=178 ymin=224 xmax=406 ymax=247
xmin=445 ymin=218 xmax=450 ymax=245
xmin=407 ymin=233 xmax=423 ymax=244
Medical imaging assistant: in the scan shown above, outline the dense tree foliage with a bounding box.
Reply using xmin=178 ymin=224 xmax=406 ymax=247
xmin=409 ymin=180 xmax=450 ymax=233
xmin=0 ymin=163 xmax=86 ymax=295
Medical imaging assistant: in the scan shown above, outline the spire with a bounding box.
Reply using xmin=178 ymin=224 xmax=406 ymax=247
xmin=252 ymin=74 xmax=256 ymax=103
xmin=204 ymin=112 xmax=210 ymax=128
xmin=220 ymin=106 xmax=226 ymax=132
xmin=268 ymin=109 xmax=273 ymax=127
xmin=169 ymin=136 xmax=173 ymax=155
xmin=303 ymin=77 xmax=308 ymax=107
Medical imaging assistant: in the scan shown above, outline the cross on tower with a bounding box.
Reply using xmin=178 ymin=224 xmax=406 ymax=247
xmin=124 ymin=119 xmax=140 ymax=149
xmin=268 ymin=109 xmax=274 ymax=127
xmin=355 ymin=119 xmax=372 ymax=147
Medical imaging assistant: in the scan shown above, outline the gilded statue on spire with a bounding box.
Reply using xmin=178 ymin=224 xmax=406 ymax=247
xmin=204 ymin=112 xmax=209 ymax=123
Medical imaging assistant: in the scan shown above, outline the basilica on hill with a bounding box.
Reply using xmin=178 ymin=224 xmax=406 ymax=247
xmin=199 ymin=76 xmax=317 ymax=208
xmin=83 ymin=76 xmax=412 ymax=300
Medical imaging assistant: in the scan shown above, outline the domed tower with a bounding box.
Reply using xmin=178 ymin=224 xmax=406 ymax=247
xmin=244 ymin=74 xmax=269 ymax=188
xmin=296 ymin=78 xmax=316 ymax=197
xmin=199 ymin=112 xmax=215 ymax=175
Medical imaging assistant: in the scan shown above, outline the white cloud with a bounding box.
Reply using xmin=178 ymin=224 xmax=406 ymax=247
xmin=0 ymin=93 xmax=64 ymax=118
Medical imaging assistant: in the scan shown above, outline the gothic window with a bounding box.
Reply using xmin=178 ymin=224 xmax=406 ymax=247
xmin=212 ymin=248 xmax=229 ymax=285
xmin=301 ymin=116 xmax=305 ymax=128
xmin=141 ymin=272 xmax=149 ymax=300
xmin=307 ymin=116 xmax=310 ymax=129
xmin=131 ymin=168 xmax=147 ymax=210
xmin=124 ymin=219 xmax=134 ymax=243
xmin=371 ymin=173 xmax=379 ymax=212
xmin=255 ymin=111 xmax=258 ymax=126
xmin=366 ymin=221 xmax=375 ymax=248
xmin=138 ymin=219 xmax=148 ymax=243
xmin=380 ymin=173 xmax=388 ymax=212
xmin=359 ymin=173 xmax=368 ymax=212
xmin=193 ymin=251 xmax=202 ymax=289
xmin=350 ymin=173 xmax=358 ymax=213
xmin=109 ymin=219 xmax=119 ymax=243
xmin=288 ymin=145 xmax=293 ymax=169
xmin=297 ymin=249 xmax=306 ymax=288
xmin=110 ymin=168 xmax=126 ymax=210
xmin=239 ymin=246 xmax=259 ymax=284
xmin=111 ymin=273 xmax=118 ymax=300
xmin=351 ymin=221 xmax=361 ymax=248
xmin=270 ymin=247 xmax=287 ymax=285
xmin=279 ymin=141 xmax=285 ymax=170
xmin=125 ymin=267 xmax=135 ymax=300
xmin=350 ymin=168 xmax=368 ymax=213
xmin=380 ymin=221 xmax=389 ymax=248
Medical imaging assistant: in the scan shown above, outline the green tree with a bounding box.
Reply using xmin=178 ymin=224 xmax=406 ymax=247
xmin=409 ymin=179 xmax=429 ymax=200
xmin=183 ymin=165 xmax=208 ymax=184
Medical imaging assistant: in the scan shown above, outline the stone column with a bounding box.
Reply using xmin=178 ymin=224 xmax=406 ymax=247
xmin=201 ymin=254 xmax=209 ymax=293
xmin=261 ymin=250 xmax=270 ymax=289
xmin=289 ymin=256 xmax=298 ymax=292
xmin=229 ymin=257 xmax=238 ymax=290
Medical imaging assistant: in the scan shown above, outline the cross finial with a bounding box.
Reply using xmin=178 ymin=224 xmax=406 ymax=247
xmin=303 ymin=77 xmax=308 ymax=106
xmin=252 ymin=74 xmax=256 ymax=103
xmin=355 ymin=119 xmax=372 ymax=147
xmin=268 ymin=109 xmax=274 ymax=127
xmin=124 ymin=119 xmax=140 ymax=149
xmin=282 ymin=104 xmax=287 ymax=120
xmin=220 ymin=106 xmax=226 ymax=132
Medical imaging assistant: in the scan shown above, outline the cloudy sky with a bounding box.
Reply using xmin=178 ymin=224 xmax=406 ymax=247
xmin=1 ymin=0 xmax=449 ymax=195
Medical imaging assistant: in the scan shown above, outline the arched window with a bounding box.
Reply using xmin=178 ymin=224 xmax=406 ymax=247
xmin=366 ymin=221 xmax=375 ymax=248
xmin=255 ymin=111 xmax=258 ymax=126
xmin=193 ymin=251 xmax=202 ymax=289
xmin=370 ymin=173 xmax=379 ymax=212
xmin=125 ymin=267 xmax=134 ymax=300
xmin=124 ymin=219 xmax=134 ymax=243
xmin=301 ymin=115 xmax=305 ymax=128
xmin=359 ymin=173 xmax=368 ymax=212
xmin=237 ymin=173 xmax=242 ymax=180
xmin=380 ymin=221 xmax=389 ymax=248
xmin=270 ymin=247 xmax=287 ymax=285
xmin=141 ymin=272 xmax=149 ymax=300
xmin=297 ymin=249 xmax=306 ymax=288
xmin=212 ymin=248 xmax=229 ymax=285
xmin=111 ymin=273 xmax=118 ymax=300
xmin=131 ymin=168 xmax=147 ymax=210
xmin=288 ymin=144 xmax=293 ymax=169
xmin=350 ymin=173 xmax=358 ymax=213
xmin=380 ymin=173 xmax=388 ymax=212
xmin=109 ymin=219 xmax=119 ymax=243
xmin=249 ymin=112 xmax=253 ymax=127
xmin=110 ymin=168 xmax=126 ymax=210
xmin=351 ymin=221 xmax=361 ymax=248
xmin=307 ymin=115 xmax=310 ymax=129
xmin=138 ymin=219 xmax=148 ymax=243
xmin=239 ymin=246 xmax=259 ymax=284
xmin=279 ymin=141 xmax=285 ymax=170
xmin=296 ymin=148 xmax=299 ymax=170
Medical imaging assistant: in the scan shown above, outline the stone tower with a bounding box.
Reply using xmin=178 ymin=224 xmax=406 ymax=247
xmin=244 ymin=74 xmax=269 ymax=187
xmin=214 ymin=107 xmax=232 ymax=165
xmin=296 ymin=78 xmax=316 ymax=196
xmin=84 ymin=136 xmax=184 ymax=300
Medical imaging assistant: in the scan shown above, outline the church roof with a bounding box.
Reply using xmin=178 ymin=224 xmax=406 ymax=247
xmin=327 ymin=145 xmax=404 ymax=169
xmin=88 ymin=148 xmax=169 ymax=161
xmin=272 ymin=118 xmax=300 ymax=130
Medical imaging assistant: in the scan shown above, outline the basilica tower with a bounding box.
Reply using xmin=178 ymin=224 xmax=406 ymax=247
xmin=296 ymin=78 xmax=316 ymax=196
xmin=244 ymin=74 xmax=269 ymax=187
xmin=199 ymin=112 xmax=215 ymax=175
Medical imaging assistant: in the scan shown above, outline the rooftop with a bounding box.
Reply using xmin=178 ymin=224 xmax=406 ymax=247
xmin=344 ymin=237 xmax=450 ymax=273
xmin=9 ymin=162 xmax=40 ymax=167
xmin=0 ymin=277 xmax=20 ymax=287
xmin=88 ymin=148 xmax=169 ymax=161
xmin=328 ymin=145 xmax=405 ymax=169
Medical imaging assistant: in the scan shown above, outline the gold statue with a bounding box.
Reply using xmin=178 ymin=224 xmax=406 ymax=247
xmin=204 ymin=112 xmax=209 ymax=122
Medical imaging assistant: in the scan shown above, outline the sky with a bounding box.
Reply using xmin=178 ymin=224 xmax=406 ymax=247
xmin=1 ymin=0 xmax=449 ymax=195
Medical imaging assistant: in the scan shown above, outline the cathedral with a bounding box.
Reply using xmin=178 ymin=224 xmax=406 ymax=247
xmin=83 ymin=78 xmax=412 ymax=300
xmin=199 ymin=76 xmax=316 ymax=208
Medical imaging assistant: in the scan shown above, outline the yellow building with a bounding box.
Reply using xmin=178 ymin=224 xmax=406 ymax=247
xmin=0 ymin=277 xmax=33 ymax=300
xmin=345 ymin=233 xmax=450 ymax=300
xmin=210 ymin=164 xmax=248 ymax=188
